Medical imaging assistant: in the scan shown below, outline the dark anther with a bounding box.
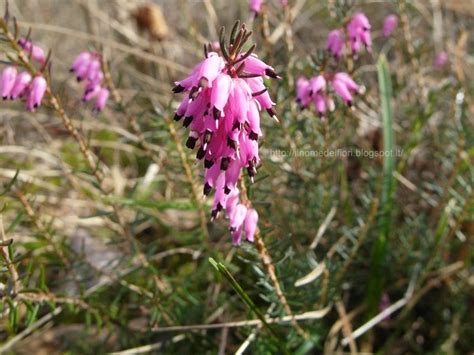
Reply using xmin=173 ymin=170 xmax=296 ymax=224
xmin=185 ymin=136 xmax=197 ymax=149
xmin=183 ymin=116 xmax=193 ymax=127
xmin=232 ymin=121 xmax=242 ymax=131
xmin=266 ymin=107 xmax=277 ymax=118
xmin=204 ymin=159 xmax=214 ymax=168
xmin=213 ymin=107 xmax=221 ymax=120
xmin=203 ymin=183 xmax=212 ymax=196
xmin=220 ymin=157 xmax=230 ymax=171
xmin=227 ymin=137 xmax=237 ymax=150
xmin=196 ymin=146 xmax=206 ymax=160
xmin=172 ymin=85 xmax=185 ymax=93
xmin=249 ymin=131 xmax=259 ymax=141
xmin=265 ymin=68 xmax=281 ymax=79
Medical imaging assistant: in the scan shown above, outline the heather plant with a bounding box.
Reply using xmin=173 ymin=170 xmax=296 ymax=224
xmin=0 ymin=1 xmax=472 ymax=354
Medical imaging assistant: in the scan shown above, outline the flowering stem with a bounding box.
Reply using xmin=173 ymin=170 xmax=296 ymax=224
xmin=254 ymin=233 xmax=309 ymax=339
xmin=239 ymin=180 xmax=308 ymax=339
xmin=0 ymin=19 xmax=170 ymax=299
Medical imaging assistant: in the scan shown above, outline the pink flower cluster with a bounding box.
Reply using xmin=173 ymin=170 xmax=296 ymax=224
xmin=172 ymin=24 xmax=277 ymax=244
xmin=296 ymin=72 xmax=362 ymax=116
xmin=70 ymin=52 xmax=109 ymax=112
xmin=218 ymin=188 xmax=258 ymax=245
xmin=0 ymin=38 xmax=48 ymax=112
xmin=0 ymin=66 xmax=47 ymax=111
xmin=327 ymin=13 xmax=372 ymax=58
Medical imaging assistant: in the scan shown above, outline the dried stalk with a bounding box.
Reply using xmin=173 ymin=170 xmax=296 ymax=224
xmin=0 ymin=215 xmax=20 ymax=296
xmin=239 ymin=180 xmax=309 ymax=339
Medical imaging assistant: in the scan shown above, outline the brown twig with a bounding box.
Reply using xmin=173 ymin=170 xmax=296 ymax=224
xmin=239 ymin=180 xmax=309 ymax=339
xmin=15 ymin=190 xmax=71 ymax=268
xmin=335 ymin=301 xmax=357 ymax=354
xmin=0 ymin=215 xmax=20 ymax=297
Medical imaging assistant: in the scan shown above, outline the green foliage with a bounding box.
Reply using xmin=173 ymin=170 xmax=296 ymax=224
xmin=0 ymin=1 xmax=472 ymax=354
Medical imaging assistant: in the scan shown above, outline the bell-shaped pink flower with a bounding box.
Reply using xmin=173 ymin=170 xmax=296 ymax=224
xmin=26 ymin=76 xmax=47 ymax=112
xmin=0 ymin=66 xmax=18 ymax=99
xmin=230 ymin=79 xmax=251 ymax=124
xmin=309 ymin=75 xmax=326 ymax=95
xmin=332 ymin=77 xmax=354 ymax=105
xmin=86 ymin=59 xmax=102 ymax=83
xmin=347 ymin=12 xmax=372 ymax=54
xmin=313 ymin=94 xmax=326 ymax=116
xmin=383 ymin=15 xmax=398 ymax=38
xmin=82 ymin=83 xmax=101 ymax=102
xmin=247 ymin=101 xmax=262 ymax=140
xmin=326 ymin=30 xmax=344 ymax=59
xmin=331 ymin=72 xmax=361 ymax=106
xmin=10 ymin=71 xmax=32 ymax=99
xmin=94 ymin=88 xmax=109 ymax=112
xmin=247 ymin=77 xmax=274 ymax=110
xmin=243 ymin=208 xmax=258 ymax=242
xmin=211 ymin=173 xmax=227 ymax=220
xmin=18 ymin=38 xmax=46 ymax=64
xmin=243 ymin=55 xmax=279 ymax=79
xmin=296 ymin=77 xmax=311 ymax=108
xmin=230 ymin=204 xmax=247 ymax=231
xmin=71 ymin=52 xmax=91 ymax=72
xmin=225 ymin=189 xmax=240 ymax=216
xmin=211 ymin=73 xmax=232 ymax=113
xmin=198 ymin=53 xmax=225 ymax=87
xmin=333 ymin=72 xmax=360 ymax=92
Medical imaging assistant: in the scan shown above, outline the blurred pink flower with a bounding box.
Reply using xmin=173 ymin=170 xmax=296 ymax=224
xmin=18 ymin=38 xmax=46 ymax=64
xmin=10 ymin=71 xmax=32 ymax=99
xmin=243 ymin=208 xmax=258 ymax=243
xmin=379 ymin=293 xmax=391 ymax=320
xmin=383 ymin=14 xmax=398 ymax=38
xmin=0 ymin=66 xmax=18 ymax=99
xmin=249 ymin=0 xmax=263 ymax=14
xmin=326 ymin=30 xmax=344 ymax=59
xmin=26 ymin=76 xmax=47 ymax=112
xmin=332 ymin=72 xmax=361 ymax=106
xmin=296 ymin=72 xmax=361 ymax=115
xmin=296 ymin=77 xmax=311 ymax=108
xmin=70 ymin=51 xmax=109 ymax=111
xmin=347 ymin=13 xmax=372 ymax=54
xmin=434 ymin=51 xmax=448 ymax=68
